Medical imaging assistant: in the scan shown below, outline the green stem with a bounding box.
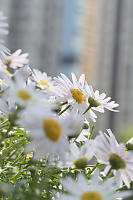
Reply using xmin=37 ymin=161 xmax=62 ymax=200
xmin=89 ymin=125 xmax=95 ymax=140
xmin=83 ymin=105 xmax=91 ymax=115
xmin=59 ymin=105 xmax=71 ymax=115
xmin=59 ymin=101 xmax=68 ymax=106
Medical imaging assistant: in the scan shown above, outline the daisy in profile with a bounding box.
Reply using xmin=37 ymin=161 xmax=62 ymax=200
xmin=65 ymin=141 xmax=94 ymax=169
xmin=0 ymin=11 xmax=10 ymax=60
xmin=84 ymin=85 xmax=119 ymax=115
xmin=59 ymin=170 xmax=131 ymax=200
xmin=0 ymin=49 xmax=29 ymax=69
xmin=94 ymin=129 xmax=133 ymax=188
xmin=54 ymin=73 xmax=88 ymax=113
xmin=18 ymin=103 xmax=71 ymax=160
xmin=31 ymin=69 xmax=54 ymax=91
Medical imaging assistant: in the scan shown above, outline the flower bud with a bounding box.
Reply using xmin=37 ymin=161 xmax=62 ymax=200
xmin=126 ymin=138 xmax=133 ymax=151
xmin=109 ymin=153 xmax=126 ymax=170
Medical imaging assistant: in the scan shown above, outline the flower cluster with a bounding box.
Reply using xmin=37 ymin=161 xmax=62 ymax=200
xmin=0 ymin=11 xmax=133 ymax=200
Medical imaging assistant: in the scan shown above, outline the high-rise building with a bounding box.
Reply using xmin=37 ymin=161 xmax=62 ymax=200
xmin=1 ymin=0 xmax=133 ymax=133
xmin=0 ymin=0 xmax=63 ymax=75
xmin=81 ymin=0 xmax=133 ymax=132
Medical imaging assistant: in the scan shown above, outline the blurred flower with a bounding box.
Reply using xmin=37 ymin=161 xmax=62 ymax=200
xmin=18 ymin=103 xmax=71 ymax=160
xmin=0 ymin=49 xmax=29 ymax=69
xmin=31 ymin=68 xmax=54 ymax=91
xmin=15 ymin=65 xmax=32 ymax=79
xmin=5 ymin=73 xmax=43 ymax=107
xmin=59 ymin=170 xmax=131 ymax=200
xmin=94 ymin=129 xmax=133 ymax=188
xmin=65 ymin=141 xmax=94 ymax=169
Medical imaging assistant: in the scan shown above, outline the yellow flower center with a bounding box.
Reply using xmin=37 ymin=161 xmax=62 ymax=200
xmin=70 ymin=89 xmax=84 ymax=104
xmin=40 ymin=80 xmax=50 ymax=88
xmin=1 ymin=79 xmax=6 ymax=83
xmin=4 ymin=69 xmax=12 ymax=76
xmin=81 ymin=191 xmax=102 ymax=200
xmin=43 ymin=118 xmax=61 ymax=142
xmin=17 ymin=90 xmax=31 ymax=101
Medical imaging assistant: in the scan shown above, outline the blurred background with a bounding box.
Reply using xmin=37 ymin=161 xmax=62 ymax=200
xmin=0 ymin=0 xmax=133 ymax=141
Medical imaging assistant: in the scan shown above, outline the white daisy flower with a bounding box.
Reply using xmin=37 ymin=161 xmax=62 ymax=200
xmin=18 ymin=103 xmax=70 ymax=160
xmin=94 ymin=129 xmax=133 ymax=188
xmin=5 ymin=73 xmax=44 ymax=108
xmin=65 ymin=141 xmax=94 ymax=169
xmin=0 ymin=49 xmax=29 ymax=69
xmin=84 ymin=85 xmax=119 ymax=115
xmin=31 ymin=69 xmax=54 ymax=91
xmin=15 ymin=65 xmax=32 ymax=80
xmin=54 ymin=73 xmax=88 ymax=113
xmin=59 ymin=170 xmax=131 ymax=200
xmin=54 ymin=73 xmax=99 ymax=122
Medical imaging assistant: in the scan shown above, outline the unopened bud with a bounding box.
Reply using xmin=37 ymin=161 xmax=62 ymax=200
xmin=109 ymin=153 xmax=126 ymax=170
xmin=126 ymin=138 xmax=133 ymax=151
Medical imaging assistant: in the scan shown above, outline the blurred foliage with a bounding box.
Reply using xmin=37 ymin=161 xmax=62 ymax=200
xmin=116 ymin=125 xmax=133 ymax=143
xmin=0 ymin=117 xmax=90 ymax=200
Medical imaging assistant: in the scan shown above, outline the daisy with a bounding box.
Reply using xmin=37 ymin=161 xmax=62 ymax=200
xmin=84 ymin=85 xmax=119 ymax=115
xmin=31 ymin=68 xmax=54 ymax=90
xmin=18 ymin=103 xmax=71 ymax=160
xmin=54 ymin=73 xmax=100 ymax=122
xmin=59 ymin=170 xmax=131 ymax=200
xmin=93 ymin=129 xmax=133 ymax=188
xmin=0 ymin=49 xmax=29 ymax=69
xmin=54 ymin=73 xmax=88 ymax=113
xmin=5 ymin=73 xmax=44 ymax=108
xmin=65 ymin=141 xmax=94 ymax=169
xmin=15 ymin=65 xmax=32 ymax=80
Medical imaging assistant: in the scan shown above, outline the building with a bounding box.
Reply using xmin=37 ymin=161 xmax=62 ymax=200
xmin=82 ymin=0 xmax=133 ymax=132
xmin=1 ymin=0 xmax=133 ymax=133
xmin=1 ymin=0 xmax=63 ymax=75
